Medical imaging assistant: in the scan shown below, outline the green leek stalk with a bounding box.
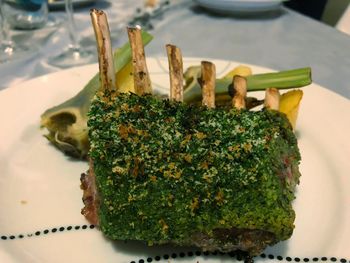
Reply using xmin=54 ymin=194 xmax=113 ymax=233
xmin=183 ymin=67 xmax=312 ymax=104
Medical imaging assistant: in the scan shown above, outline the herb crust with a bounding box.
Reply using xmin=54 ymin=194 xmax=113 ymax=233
xmin=88 ymin=92 xmax=301 ymax=249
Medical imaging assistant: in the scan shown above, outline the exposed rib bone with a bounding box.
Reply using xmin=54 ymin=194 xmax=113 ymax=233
xmin=90 ymin=9 xmax=116 ymax=93
xmin=232 ymin=75 xmax=247 ymax=109
xmin=145 ymin=0 xmax=158 ymax=7
xmin=166 ymin=44 xmax=184 ymax=102
xmin=264 ymin=88 xmax=280 ymax=110
xmin=200 ymin=61 xmax=216 ymax=108
xmin=127 ymin=26 xmax=152 ymax=95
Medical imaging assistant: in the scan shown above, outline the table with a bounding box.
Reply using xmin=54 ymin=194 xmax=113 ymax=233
xmin=1 ymin=0 xmax=350 ymax=100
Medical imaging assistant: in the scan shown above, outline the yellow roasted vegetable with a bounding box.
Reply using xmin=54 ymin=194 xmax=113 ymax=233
xmin=222 ymin=65 xmax=252 ymax=79
xmin=116 ymin=61 xmax=135 ymax=93
xmin=279 ymin=90 xmax=303 ymax=130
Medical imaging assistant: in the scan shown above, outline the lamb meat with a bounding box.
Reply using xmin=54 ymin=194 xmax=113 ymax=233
xmin=84 ymin=91 xmax=301 ymax=256
xmin=81 ymin=9 xmax=302 ymax=257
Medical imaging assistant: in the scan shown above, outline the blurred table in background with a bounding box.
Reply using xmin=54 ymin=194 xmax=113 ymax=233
xmin=1 ymin=0 xmax=350 ymax=100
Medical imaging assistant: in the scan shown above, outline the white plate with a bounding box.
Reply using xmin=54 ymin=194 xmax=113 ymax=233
xmin=194 ymin=0 xmax=285 ymax=14
xmin=0 ymin=58 xmax=350 ymax=263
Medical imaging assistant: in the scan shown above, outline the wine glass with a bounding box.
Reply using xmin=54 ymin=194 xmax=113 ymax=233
xmin=0 ymin=0 xmax=31 ymax=63
xmin=127 ymin=0 xmax=171 ymax=30
xmin=47 ymin=0 xmax=94 ymax=68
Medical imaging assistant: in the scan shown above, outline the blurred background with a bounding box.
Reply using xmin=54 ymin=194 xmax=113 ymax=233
xmin=1 ymin=0 xmax=350 ymax=92
xmin=285 ymin=0 xmax=350 ymax=27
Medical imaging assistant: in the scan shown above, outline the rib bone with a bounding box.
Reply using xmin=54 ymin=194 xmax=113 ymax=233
xmin=232 ymin=75 xmax=247 ymax=109
xmin=90 ymin=9 xmax=116 ymax=93
xmin=264 ymin=88 xmax=280 ymax=110
xmin=166 ymin=44 xmax=184 ymax=102
xmin=201 ymin=61 xmax=216 ymax=108
xmin=145 ymin=0 xmax=158 ymax=7
xmin=127 ymin=26 xmax=152 ymax=95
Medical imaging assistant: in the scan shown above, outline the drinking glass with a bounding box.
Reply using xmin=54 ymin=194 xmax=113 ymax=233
xmin=0 ymin=0 xmax=31 ymax=63
xmin=47 ymin=0 xmax=94 ymax=68
xmin=3 ymin=0 xmax=48 ymax=30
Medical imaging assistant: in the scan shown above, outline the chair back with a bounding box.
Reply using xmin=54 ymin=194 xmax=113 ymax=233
xmin=336 ymin=4 xmax=350 ymax=34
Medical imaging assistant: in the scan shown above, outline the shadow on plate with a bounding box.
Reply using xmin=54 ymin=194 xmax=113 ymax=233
xmin=108 ymin=238 xmax=254 ymax=262
xmin=89 ymin=0 xmax=112 ymax=10
xmin=107 ymin=237 xmax=290 ymax=262
xmin=190 ymin=5 xmax=287 ymax=20
xmin=110 ymin=239 xmax=200 ymax=261
xmin=48 ymin=0 xmax=111 ymax=11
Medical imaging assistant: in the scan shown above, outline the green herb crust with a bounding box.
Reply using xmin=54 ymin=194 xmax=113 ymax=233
xmin=88 ymin=92 xmax=301 ymax=249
